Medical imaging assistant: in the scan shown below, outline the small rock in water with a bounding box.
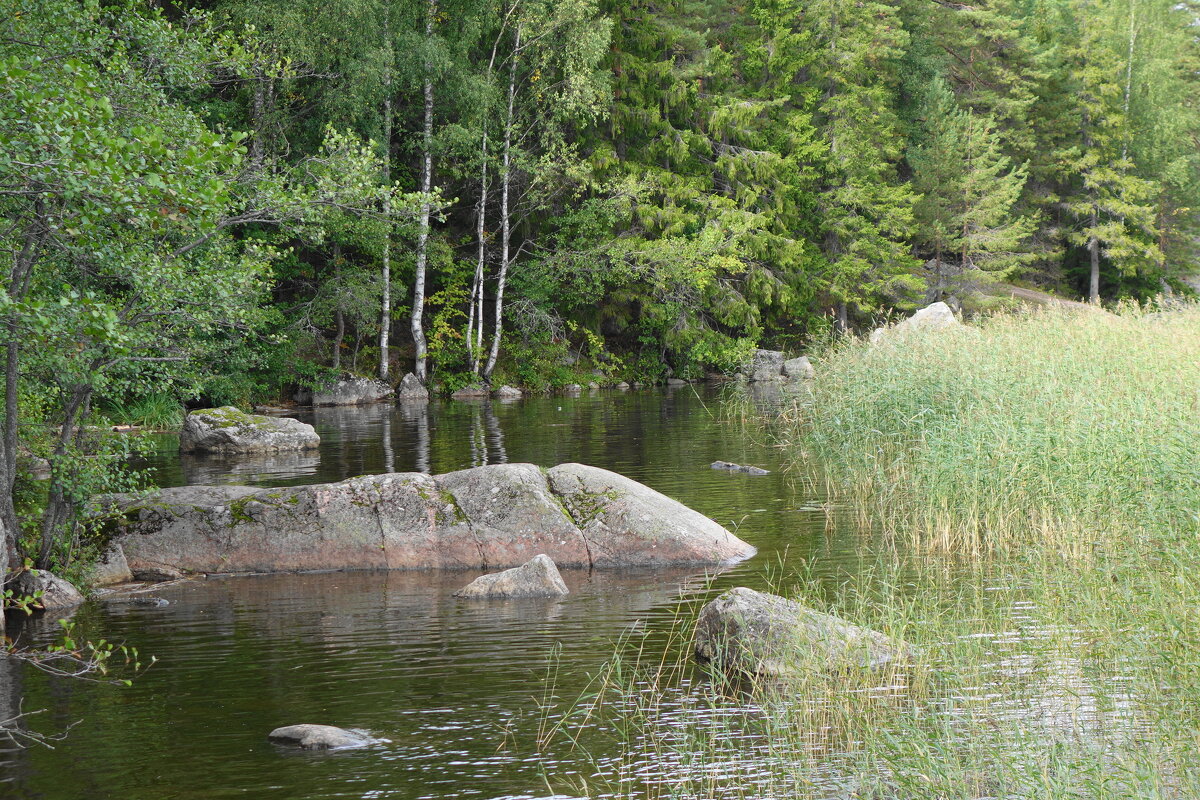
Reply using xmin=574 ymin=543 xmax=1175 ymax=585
xmin=667 ymin=378 xmax=687 ymax=386
xmin=101 ymin=595 xmax=170 ymax=607
xmin=454 ymin=554 xmax=569 ymax=599
xmin=267 ymin=724 xmax=376 ymax=750
xmin=695 ymin=587 xmax=913 ymax=677
xmin=710 ymin=461 xmax=770 ymax=475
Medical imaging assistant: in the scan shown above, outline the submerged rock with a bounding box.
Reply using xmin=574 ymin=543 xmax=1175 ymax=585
xmin=396 ymin=373 xmax=429 ymax=401
xmin=694 ymin=587 xmax=912 ymax=678
xmin=267 ymin=724 xmax=374 ymax=750
xmin=100 ymin=463 xmax=755 ymax=575
xmin=710 ymin=461 xmax=770 ymax=475
xmin=11 ymin=570 xmax=84 ymax=610
xmin=100 ymin=595 xmax=170 ymax=607
xmin=91 ymin=542 xmax=133 ymax=587
xmin=454 ymin=554 xmax=569 ymax=598
xmin=179 ymin=408 xmax=319 ymax=455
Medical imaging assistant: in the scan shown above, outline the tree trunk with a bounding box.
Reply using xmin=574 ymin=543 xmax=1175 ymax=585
xmin=332 ymin=243 xmax=344 ymax=370
xmin=1088 ymin=209 xmax=1101 ymax=304
xmin=468 ymin=126 xmax=489 ymax=375
xmin=411 ymin=0 xmax=437 ymax=384
xmin=379 ymin=9 xmax=395 ymax=381
xmin=482 ymin=25 xmax=521 ymax=382
xmin=2 ymin=215 xmax=46 ymax=585
xmin=37 ymin=385 xmax=92 ymax=570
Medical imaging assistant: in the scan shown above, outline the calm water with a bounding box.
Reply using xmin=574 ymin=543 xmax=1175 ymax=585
xmin=2 ymin=386 xmax=884 ymax=800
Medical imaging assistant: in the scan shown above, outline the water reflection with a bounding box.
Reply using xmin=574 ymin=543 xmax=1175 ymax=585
xmin=1 ymin=388 xmax=964 ymax=800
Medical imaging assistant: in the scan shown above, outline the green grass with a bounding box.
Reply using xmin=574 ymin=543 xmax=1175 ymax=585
xmin=538 ymin=304 xmax=1200 ymax=799
xmin=96 ymin=392 xmax=185 ymax=430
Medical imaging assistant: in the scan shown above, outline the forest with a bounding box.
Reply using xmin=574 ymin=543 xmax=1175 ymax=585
xmin=3 ymin=2 xmax=1200 ymax=794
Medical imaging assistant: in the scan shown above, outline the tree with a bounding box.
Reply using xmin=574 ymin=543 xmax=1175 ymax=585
xmin=0 ymin=0 xmax=396 ymax=580
xmin=808 ymin=0 xmax=918 ymax=329
xmin=910 ymin=78 xmax=1034 ymax=298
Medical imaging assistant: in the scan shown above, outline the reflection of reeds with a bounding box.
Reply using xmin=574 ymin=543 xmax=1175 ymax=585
xmin=538 ymin=304 xmax=1200 ymax=799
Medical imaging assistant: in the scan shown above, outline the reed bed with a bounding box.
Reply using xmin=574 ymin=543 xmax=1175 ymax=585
xmin=539 ymin=304 xmax=1200 ymax=799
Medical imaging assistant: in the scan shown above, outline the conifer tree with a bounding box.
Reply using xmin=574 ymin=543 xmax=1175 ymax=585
xmin=910 ymin=78 xmax=1034 ymax=298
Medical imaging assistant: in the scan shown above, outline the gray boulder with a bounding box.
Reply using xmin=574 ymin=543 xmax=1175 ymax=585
xmin=546 ymin=463 xmax=755 ymax=567
xmin=179 ymin=408 xmax=319 ymax=455
xmin=494 ymin=385 xmax=523 ymax=399
xmin=396 ymin=373 xmax=429 ymax=401
xmin=305 ymin=377 xmax=392 ymax=407
xmin=872 ymin=302 xmax=960 ymax=346
xmin=667 ymin=378 xmax=687 ymax=387
xmin=12 ymin=570 xmax=84 ymax=611
xmin=91 ymin=542 xmax=132 ymax=587
xmin=898 ymin=301 xmax=958 ymax=333
xmin=454 ymin=554 xmax=569 ymax=599
xmin=131 ymin=565 xmax=184 ymax=582
xmin=615 ymin=382 xmax=631 ymax=390
xmin=267 ymin=724 xmax=373 ymax=750
xmin=782 ymin=356 xmax=815 ymax=381
xmin=451 ymin=384 xmax=490 ymax=399
xmin=562 ymin=383 xmax=583 ymax=393
xmin=711 ymin=461 xmax=770 ymax=475
xmin=694 ymin=587 xmax=912 ymax=678
xmin=748 ymin=350 xmax=785 ymax=382
xmin=101 ymin=463 xmax=755 ymax=576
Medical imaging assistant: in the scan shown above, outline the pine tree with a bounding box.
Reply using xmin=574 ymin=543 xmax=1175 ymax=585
xmin=910 ymin=78 xmax=1034 ymax=298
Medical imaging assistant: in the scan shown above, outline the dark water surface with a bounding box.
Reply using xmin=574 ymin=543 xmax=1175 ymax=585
xmin=1 ymin=387 xmax=872 ymax=800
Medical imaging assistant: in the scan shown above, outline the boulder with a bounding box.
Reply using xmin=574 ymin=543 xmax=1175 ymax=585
xmin=396 ymin=373 xmax=429 ymax=401
xmin=563 ymin=384 xmax=583 ymax=393
xmin=781 ymin=356 xmax=815 ymax=381
xmin=306 ymin=377 xmax=392 ymax=407
xmin=179 ymin=408 xmax=319 ymax=455
xmin=437 ymin=463 xmax=590 ymax=567
xmin=667 ymin=378 xmax=687 ymax=387
xmin=546 ymin=463 xmax=755 ymax=567
xmin=694 ymin=588 xmax=912 ymax=678
xmin=494 ymin=385 xmax=523 ymax=399
xmin=11 ymin=570 xmax=84 ymax=610
xmin=710 ymin=461 xmax=770 ymax=475
xmin=100 ymin=464 xmax=755 ymax=575
xmin=748 ymin=350 xmax=785 ymax=382
xmin=898 ymin=301 xmax=958 ymax=332
xmin=615 ymin=382 xmax=631 ymax=390
xmin=91 ymin=542 xmax=132 ymax=587
xmin=132 ymin=565 xmax=184 ymax=582
xmin=267 ymin=724 xmax=373 ymax=750
xmin=454 ymin=554 xmax=569 ymax=599
xmin=451 ymin=384 xmax=490 ymax=399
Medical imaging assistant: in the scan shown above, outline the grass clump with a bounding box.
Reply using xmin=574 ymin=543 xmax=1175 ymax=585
xmin=780 ymin=303 xmax=1200 ymax=555
xmin=97 ymin=392 xmax=185 ymax=430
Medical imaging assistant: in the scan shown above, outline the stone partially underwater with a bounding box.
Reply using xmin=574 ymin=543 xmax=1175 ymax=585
xmin=97 ymin=463 xmax=756 ymax=576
